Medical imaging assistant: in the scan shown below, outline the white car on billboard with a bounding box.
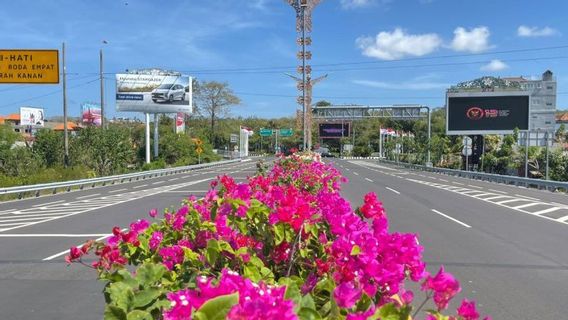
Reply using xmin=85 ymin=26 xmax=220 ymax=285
xmin=151 ymin=83 xmax=185 ymax=103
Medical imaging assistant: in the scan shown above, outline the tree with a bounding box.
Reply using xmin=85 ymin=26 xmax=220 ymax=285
xmin=315 ymin=100 xmax=332 ymax=107
xmin=194 ymin=81 xmax=240 ymax=148
xmin=556 ymin=123 xmax=566 ymax=143
xmin=33 ymin=129 xmax=64 ymax=167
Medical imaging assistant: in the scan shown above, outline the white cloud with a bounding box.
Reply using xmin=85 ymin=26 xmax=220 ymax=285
xmin=517 ymin=25 xmax=558 ymax=37
xmin=352 ymin=79 xmax=450 ymax=90
xmin=450 ymin=26 xmax=492 ymax=53
xmin=480 ymin=59 xmax=509 ymax=72
xmin=356 ymin=28 xmax=442 ymax=60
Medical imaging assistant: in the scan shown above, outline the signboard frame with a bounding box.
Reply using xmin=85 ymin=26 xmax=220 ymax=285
xmin=318 ymin=122 xmax=350 ymax=138
xmin=20 ymin=107 xmax=45 ymax=126
xmin=0 ymin=49 xmax=59 ymax=84
xmin=446 ymin=91 xmax=530 ymax=135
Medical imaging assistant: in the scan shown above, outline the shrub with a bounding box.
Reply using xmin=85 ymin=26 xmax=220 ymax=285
xmin=68 ymin=153 xmax=489 ymax=320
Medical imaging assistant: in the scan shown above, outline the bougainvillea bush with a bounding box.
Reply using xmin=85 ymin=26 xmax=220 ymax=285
xmin=68 ymin=153 xmax=490 ymax=320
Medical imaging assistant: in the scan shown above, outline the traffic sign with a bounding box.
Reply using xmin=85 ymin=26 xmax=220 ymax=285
xmin=192 ymin=138 xmax=203 ymax=146
xmin=279 ymin=128 xmax=293 ymax=137
xmin=230 ymin=134 xmax=238 ymax=143
xmin=462 ymin=136 xmax=472 ymax=146
xmin=0 ymin=50 xmax=59 ymax=84
xmin=196 ymin=147 xmax=203 ymax=154
xmin=260 ymin=128 xmax=273 ymax=137
xmin=462 ymin=147 xmax=472 ymax=156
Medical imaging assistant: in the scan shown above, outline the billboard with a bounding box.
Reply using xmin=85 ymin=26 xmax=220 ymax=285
xmin=446 ymin=92 xmax=529 ymax=135
xmin=319 ymin=123 xmax=350 ymax=138
xmin=20 ymin=107 xmax=44 ymax=126
xmin=0 ymin=50 xmax=59 ymax=84
xmin=81 ymin=103 xmax=102 ymax=126
xmin=115 ymin=73 xmax=192 ymax=113
xmin=175 ymin=112 xmax=185 ymax=134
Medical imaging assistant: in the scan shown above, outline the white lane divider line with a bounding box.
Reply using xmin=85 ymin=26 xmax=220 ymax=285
xmin=385 ymin=187 xmax=400 ymax=195
xmin=108 ymin=188 xmax=128 ymax=194
xmin=168 ymin=178 xmax=179 ymax=181
xmin=152 ymin=181 xmax=165 ymax=185
xmin=133 ymin=184 xmax=148 ymax=189
xmin=0 ymin=233 xmax=109 ymax=238
xmin=452 ymin=181 xmax=465 ymax=186
xmin=483 ymin=195 xmax=512 ymax=201
xmin=438 ymin=178 xmax=449 ymax=182
xmin=32 ymin=200 xmax=65 ymax=207
xmin=495 ymin=198 xmax=532 ymax=205
xmin=514 ymin=194 xmax=540 ymax=201
xmin=76 ymin=193 xmax=100 ymax=200
xmin=512 ymin=202 xmax=545 ymax=209
xmin=468 ymin=185 xmax=483 ymax=189
xmin=489 ymin=189 xmax=507 ymax=194
xmin=353 ymin=172 xmax=359 ymax=175
xmin=365 ymin=178 xmax=373 ymax=182
xmin=531 ymin=207 xmax=561 ymax=215
xmin=43 ymin=231 xmax=119 ymax=261
xmin=431 ymin=209 xmax=472 ymax=228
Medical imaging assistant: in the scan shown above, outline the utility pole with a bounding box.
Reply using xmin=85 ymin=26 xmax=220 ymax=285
xmin=100 ymin=48 xmax=105 ymax=129
xmin=524 ymin=130 xmax=530 ymax=178
xmin=62 ymin=42 xmax=69 ymax=167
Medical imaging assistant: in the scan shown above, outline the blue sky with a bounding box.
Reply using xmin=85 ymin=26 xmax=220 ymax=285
xmin=0 ymin=0 xmax=567 ymax=120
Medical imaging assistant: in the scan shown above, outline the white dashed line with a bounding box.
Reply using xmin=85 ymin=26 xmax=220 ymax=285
xmin=452 ymin=182 xmax=465 ymax=186
xmin=385 ymin=187 xmax=400 ymax=195
xmin=365 ymin=178 xmax=373 ymax=182
xmin=532 ymin=207 xmax=561 ymax=215
xmin=108 ymin=188 xmax=128 ymax=193
xmin=32 ymin=200 xmax=64 ymax=207
xmin=431 ymin=209 xmax=472 ymax=228
xmin=489 ymin=189 xmax=507 ymax=194
xmin=353 ymin=172 xmax=359 ymax=176
xmin=514 ymin=194 xmax=540 ymax=201
xmin=76 ymin=193 xmax=100 ymax=200
xmin=468 ymin=185 xmax=483 ymax=189
xmin=133 ymin=184 xmax=148 ymax=189
xmin=152 ymin=181 xmax=165 ymax=185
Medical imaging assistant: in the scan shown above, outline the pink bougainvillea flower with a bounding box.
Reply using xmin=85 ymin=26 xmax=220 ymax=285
xmin=163 ymin=289 xmax=192 ymax=320
xmin=130 ymin=219 xmax=149 ymax=234
xmin=333 ymin=281 xmax=362 ymax=309
xmin=457 ymin=299 xmax=480 ymax=320
xmin=149 ymin=231 xmax=164 ymax=250
xmin=148 ymin=208 xmax=158 ymax=218
xmin=159 ymin=245 xmax=185 ymax=270
xmin=65 ymin=246 xmax=83 ymax=264
xmin=421 ymin=266 xmax=461 ymax=311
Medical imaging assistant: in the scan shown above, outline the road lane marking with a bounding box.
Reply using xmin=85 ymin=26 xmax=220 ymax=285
xmin=385 ymin=187 xmax=400 ymax=195
xmin=468 ymin=185 xmax=483 ymax=189
xmin=133 ymin=184 xmax=148 ymax=189
xmin=431 ymin=209 xmax=472 ymax=228
xmin=514 ymin=194 xmax=540 ymax=201
xmin=452 ymin=182 xmax=465 ymax=186
xmin=353 ymin=172 xmax=359 ymax=175
xmin=483 ymin=195 xmax=511 ymax=201
xmin=489 ymin=189 xmax=507 ymax=194
xmin=152 ymin=181 xmax=165 ymax=185
xmin=0 ymin=233 xmax=109 ymax=237
xmin=512 ymin=202 xmax=545 ymax=209
xmin=32 ymin=200 xmax=65 ymax=207
xmin=365 ymin=178 xmax=373 ymax=182
xmin=532 ymin=207 xmax=561 ymax=215
xmin=76 ymin=193 xmax=100 ymax=200
xmin=43 ymin=232 xmax=119 ymax=261
xmin=438 ymin=178 xmax=449 ymax=182
xmin=470 ymin=193 xmax=496 ymax=198
xmin=496 ymin=198 xmax=531 ymax=205
xmin=168 ymin=178 xmax=179 ymax=181
xmin=108 ymin=188 xmax=128 ymax=193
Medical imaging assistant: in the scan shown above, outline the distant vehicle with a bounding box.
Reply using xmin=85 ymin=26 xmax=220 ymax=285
xmin=152 ymin=83 xmax=185 ymax=103
xmin=315 ymin=147 xmax=333 ymax=157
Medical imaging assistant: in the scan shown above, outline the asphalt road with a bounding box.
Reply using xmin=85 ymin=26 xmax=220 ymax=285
xmin=332 ymin=158 xmax=568 ymax=319
xmin=1 ymin=157 xmax=567 ymax=319
xmin=0 ymin=159 xmax=258 ymax=320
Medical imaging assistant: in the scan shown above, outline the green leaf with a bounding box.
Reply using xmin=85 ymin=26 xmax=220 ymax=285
xmin=106 ymin=282 xmax=134 ymax=311
xmin=350 ymin=245 xmax=361 ymax=256
xmin=300 ymin=294 xmax=316 ymax=310
xmin=274 ymin=224 xmax=285 ymax=245
xmin=205 ymin=239 xmax=220 ymax=266
xmin=126 ymin=310 xmax=152 ymax=320
xmin=136 ymin=263 xmax=166 ymax=287
xmin=104 ymin=305 xmax=127 ymax=320
xmin=244 ymin=264 xmax=261 ymax=282
xmin=133 ymin=288 xmax=162 ymax=309
xmin=195 ymin=293 xmax=239 ymax=320
xmin=297 ymin=307 xmax=322 ymax=320
xmin=369 ymin=303 xmax=403 ymax=320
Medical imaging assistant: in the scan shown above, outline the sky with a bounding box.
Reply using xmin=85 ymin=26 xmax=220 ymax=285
xmin=0 ymin=0 xmax=567 ymax=120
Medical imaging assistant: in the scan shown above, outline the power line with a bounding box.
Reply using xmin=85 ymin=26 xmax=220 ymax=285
xmin=0 ymin=77 xmax=100 ymax=109
xmin=0 ymin=74 xmax=100 ymax=93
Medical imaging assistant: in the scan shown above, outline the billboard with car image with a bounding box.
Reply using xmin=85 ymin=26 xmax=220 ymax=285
xmin=115 ymin=73 xmax=192 ymax=113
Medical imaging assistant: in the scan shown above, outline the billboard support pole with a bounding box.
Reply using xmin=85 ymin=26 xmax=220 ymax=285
xmin=465 ymin=137 xmax=469 ymax=171
xmin=100 ymin=49 xmax=105 ymax=129
xmin=154 ymin=114 xmax=159 ymax=158
xmin=189 ymin=77 xmax=193 ymax=114
xmin=524 ymin=130 xmax=529 ymax=178
xmin=62 ymin=42 xmax=69 ymax=167
xmin=145 ymin=113 xmax=151 ymax=164
xmin=545 ymin=131 xmax=550 ymax=180
xmin=379 ymin=132 xmax=383 ymax=158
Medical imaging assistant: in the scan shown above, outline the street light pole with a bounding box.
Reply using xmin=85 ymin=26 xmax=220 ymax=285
xmin=301 ymin=3 xmax=307 ymax=151
xmin=62 ymin=42 xmax=69 ymax=167
xmin=100 ymin=48 xmax=105 ymax=129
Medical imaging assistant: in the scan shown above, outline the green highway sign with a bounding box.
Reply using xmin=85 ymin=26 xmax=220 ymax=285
xmin=279 ymin=128 xmax=293 ymax=137
xmin=260 ymin=128 xmax=273 ymax=137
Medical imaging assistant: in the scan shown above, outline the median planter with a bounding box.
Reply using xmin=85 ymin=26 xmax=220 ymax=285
xmin=67 ymin=153 xmax=489 ymax=320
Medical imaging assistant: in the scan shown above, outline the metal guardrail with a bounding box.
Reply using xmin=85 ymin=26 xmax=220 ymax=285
xmin=377 ymin=159 xmax=568 ymax=193
xmin=0 ymin=159 xmax=243 ymax=199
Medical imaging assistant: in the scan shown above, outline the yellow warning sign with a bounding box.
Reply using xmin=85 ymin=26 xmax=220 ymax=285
xmin=196 ymin=147 xmax=203 ymax=154
xmin=0 ymin=50 xmax=59 ymax=84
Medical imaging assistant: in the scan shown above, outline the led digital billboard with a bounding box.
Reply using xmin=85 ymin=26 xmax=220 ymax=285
xmin=446 ymin=93 xmax=529 ymax=135
xmin=319 ymin=123 xmax=350 ymax=138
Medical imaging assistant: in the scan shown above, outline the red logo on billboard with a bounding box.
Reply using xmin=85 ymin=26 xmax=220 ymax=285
xmin=466 ymin=107 xmax=484 ymax=120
